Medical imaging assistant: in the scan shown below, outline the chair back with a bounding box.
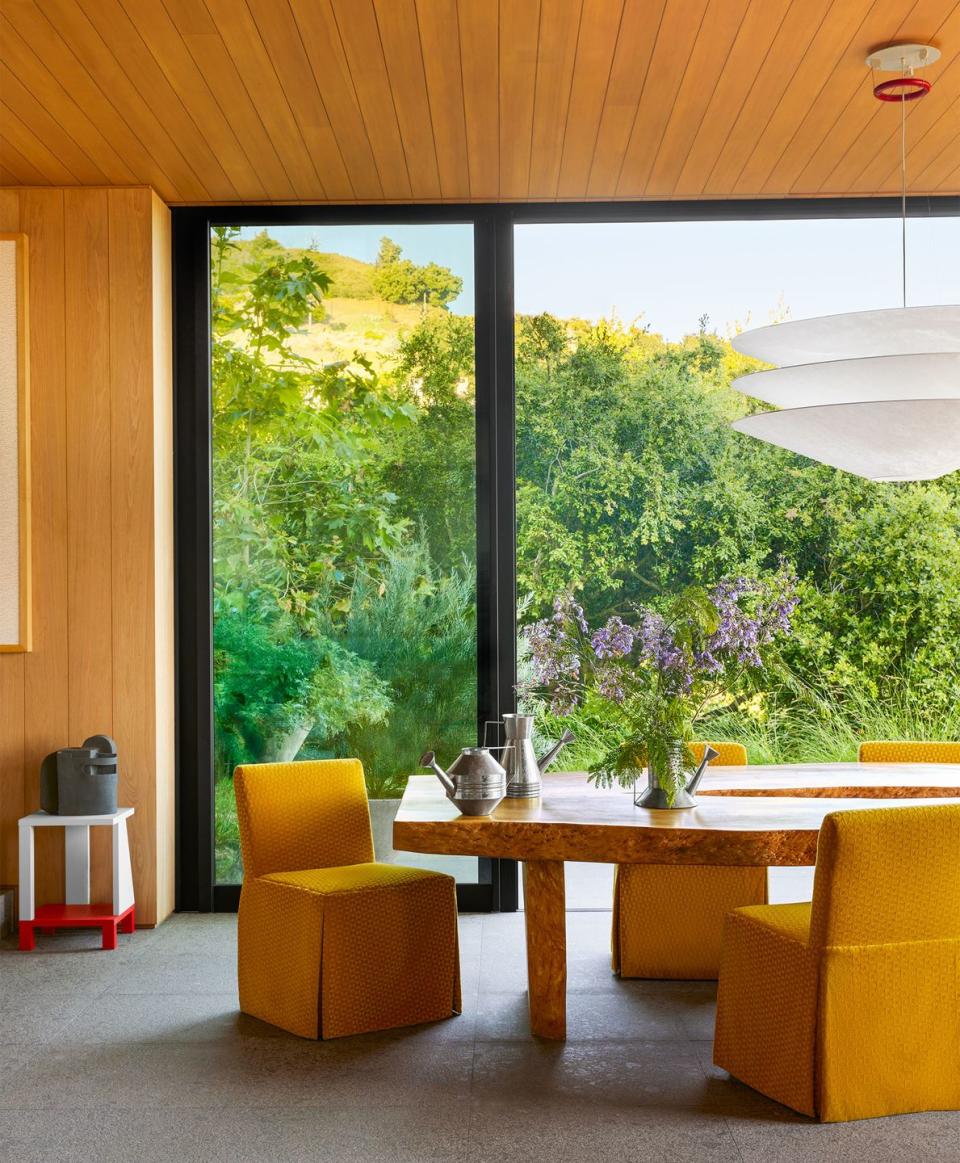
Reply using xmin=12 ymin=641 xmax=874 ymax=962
xmin=859 ymin=740 xmax=960 ymax=764
xmin=689 ymin=741 xmax=748 ymax=767
xmin=809 ymin=803 xmax=960 ymax=948
xmin=234 ymin=758 xmax=375 ymax=879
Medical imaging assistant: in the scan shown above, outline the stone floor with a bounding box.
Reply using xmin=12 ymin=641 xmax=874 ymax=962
xmin=1 ymin=911 xmax=957 ymax=1163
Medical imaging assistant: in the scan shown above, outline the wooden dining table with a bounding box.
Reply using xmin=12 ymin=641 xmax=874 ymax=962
xmin=392 ymin=762 xmax=960 ymax=1039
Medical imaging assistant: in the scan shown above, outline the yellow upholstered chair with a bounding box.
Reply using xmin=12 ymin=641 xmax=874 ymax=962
xmin=859 ymin=739 xmax=960 ymax=764
xmin=714 ymin=803 xmax=960 ymax=1122
xmin=612 ymin=742 xmax=766 ymax=980
xmin=235 ymin=758 xmax=461 ymax=1040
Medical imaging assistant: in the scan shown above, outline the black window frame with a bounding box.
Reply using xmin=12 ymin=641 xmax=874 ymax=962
xmin=174 ymin=195 xmax=959 ymax=913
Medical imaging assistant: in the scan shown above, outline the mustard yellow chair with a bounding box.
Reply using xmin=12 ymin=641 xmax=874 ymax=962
xmin=612 ymin=742 xmax=766 ymax=980
xmin=235 ymin=759 xmax=461 ymax=1039
xmin=714 ymin=803 xmax=960 ymax=1122
xmin=859 ymin=740 xmax=960 ymax=764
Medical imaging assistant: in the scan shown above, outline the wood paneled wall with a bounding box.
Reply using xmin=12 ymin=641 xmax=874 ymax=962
xmin=0 ymin=186 xmax=174 ymax=926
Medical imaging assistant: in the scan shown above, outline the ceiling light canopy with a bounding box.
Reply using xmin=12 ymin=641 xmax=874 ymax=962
xmin=729 ymin=44 xmax=960 ymax=483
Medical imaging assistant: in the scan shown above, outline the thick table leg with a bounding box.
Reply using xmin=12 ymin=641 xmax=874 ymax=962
xmin=522 ymin=860 xmax=567 ymax=1040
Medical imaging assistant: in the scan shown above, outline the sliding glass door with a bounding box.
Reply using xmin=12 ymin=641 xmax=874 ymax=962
xmin=513 ymin=212 xmax=960 ymax=907
xmin=176 ymin=198 xmax=960 ymax=913
xmin=174 ymin=208 xmax=520 ymax=910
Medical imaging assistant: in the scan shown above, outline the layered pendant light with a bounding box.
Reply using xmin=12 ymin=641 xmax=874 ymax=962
xmin=731 ymin=43 xmax=960 ymax=482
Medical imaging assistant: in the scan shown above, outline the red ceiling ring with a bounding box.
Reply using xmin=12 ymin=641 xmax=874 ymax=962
xmin=873 ymin=77 xmax=932 ymax=101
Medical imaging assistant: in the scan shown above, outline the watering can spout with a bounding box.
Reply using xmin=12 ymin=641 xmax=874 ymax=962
xmin=420 ymin=750 xmax=456 ymax=797
xmin=685 ymin=744 xmax=719 ymax=796
xmin=536 ymin=729 xmax=576 ymax=775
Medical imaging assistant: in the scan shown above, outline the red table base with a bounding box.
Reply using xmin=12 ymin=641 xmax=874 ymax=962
xmin=19 ymin=903 xmax=136 ymax=951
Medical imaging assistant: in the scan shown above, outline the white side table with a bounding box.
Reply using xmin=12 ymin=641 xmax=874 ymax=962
xmin=18 ymin=808 xmax=135 ymax=951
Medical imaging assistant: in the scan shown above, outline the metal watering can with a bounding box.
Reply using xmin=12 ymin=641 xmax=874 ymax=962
xmin=634 ymin=744 xmax=719 ymax=809
xmin=500 ymin=714 xmax=575 ymax=798
xmin=420 ymin=747 xmax=507 ymax=817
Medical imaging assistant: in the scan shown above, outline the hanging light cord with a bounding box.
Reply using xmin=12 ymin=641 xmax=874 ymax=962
xmin=900 ymin=71 xmax=907 ymax=309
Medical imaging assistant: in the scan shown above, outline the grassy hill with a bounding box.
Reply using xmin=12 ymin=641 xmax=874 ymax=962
xmin=222 ymin=231 xmax=378 ymax=299
xmin=219 ymin=232 xmax=453 ymax=371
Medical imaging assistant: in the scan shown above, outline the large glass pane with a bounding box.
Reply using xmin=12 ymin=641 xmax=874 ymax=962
xmin=515 ymin=216 xmax=960 ymax=907
xmin=211 ymin=223 xmax=478 ymax=885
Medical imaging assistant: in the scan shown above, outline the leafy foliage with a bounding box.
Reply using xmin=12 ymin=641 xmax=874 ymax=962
xmin=219 ymin=229 xmax=378 ymax=300
xmin=211 ymin=226 xmax=415 ymax=773
xmin=337 ymin=540 xmax=477 ymax=797
xmin=214 ymin=611 xmax=391 ymax=769
xmin=514 ymin=313 xmax=960 ymax=722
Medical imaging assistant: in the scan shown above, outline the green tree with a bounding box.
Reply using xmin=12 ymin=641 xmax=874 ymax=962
xmin=214 ymin=611 xmax=391 ymax=768
xmin=372 ymin=236 xmax=463 ymax=307
xmin=514 ymin=310 xmax=960 ymax=728
xmin=383 ymin=313 xmax=477 ymax=569
xmin=211 ymin=226 xmax=414 ymax=766
xmin=376 ymin=235 xmax=402 ymax=266
xmin=337 ymin=540 xmax=477 ymax=796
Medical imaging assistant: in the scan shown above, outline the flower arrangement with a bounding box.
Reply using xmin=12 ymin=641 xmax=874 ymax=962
xmin=520 ymin=567 xmax=799 ymax=805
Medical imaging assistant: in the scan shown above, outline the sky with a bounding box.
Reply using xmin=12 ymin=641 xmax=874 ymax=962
xmin=244 ymin=217 xmax=960 ymax=342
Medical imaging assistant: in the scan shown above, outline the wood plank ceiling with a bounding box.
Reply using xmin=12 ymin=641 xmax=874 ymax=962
xmin=1 ymin=0 xmax=959 ymax=204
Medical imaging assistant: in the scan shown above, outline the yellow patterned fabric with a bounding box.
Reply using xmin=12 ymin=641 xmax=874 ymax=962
xmin=714 ymin=904 xmax=818 ymax=1116
xmin=235 ymin=760 xmax=460 ymax=1040
xmin=235 ymin=757 xmax=374 ymax=878
xmin=613 ymin=742 xmax=764 ymax=980
xmin=858 ymin=739 xmax=960 ymax=764
xmin=810 ymin=804 xmax=960 ymax=947
xmin=689 ymin=741 xmax=748 ymax=767
xmin=714 ymin=804 xmax=960 ymax=1122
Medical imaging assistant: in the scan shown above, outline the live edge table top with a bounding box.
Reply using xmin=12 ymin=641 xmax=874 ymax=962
xmin=393 ymin=764 xmax=960 ymax=868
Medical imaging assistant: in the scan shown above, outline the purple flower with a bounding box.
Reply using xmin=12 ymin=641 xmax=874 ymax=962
xmin=591 ymin=616 xmax=636 ymax=659
xmin=520 ymin=564 xmax=798 ymax=722
xmin=595 ymin=664 xmax=627 ymax=704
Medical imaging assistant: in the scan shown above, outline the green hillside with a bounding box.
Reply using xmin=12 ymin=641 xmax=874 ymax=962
xmin=218 ymin=230 xmax=454 ymax=370
xmin=220 ymin=230 xmax=377 ymax=299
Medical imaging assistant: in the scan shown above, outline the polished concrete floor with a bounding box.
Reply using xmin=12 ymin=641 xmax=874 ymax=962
xmin=1 ymin=911 xmax=957 ymax=1163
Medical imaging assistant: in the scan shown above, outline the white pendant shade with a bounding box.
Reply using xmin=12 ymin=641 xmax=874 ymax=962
xmin=732 ymin=399 xmax=960 ymax=482
xmin=731 ymin=305 xmax=960 ymax=365
xmin=731 ymin=352 xmax=960 ymax=408
xmin=728 ymin=58 xmax=960 ymax=483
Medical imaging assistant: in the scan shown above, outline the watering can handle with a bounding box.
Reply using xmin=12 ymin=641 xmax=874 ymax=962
xmin=481 ymin=720 xmax=502 ymax=749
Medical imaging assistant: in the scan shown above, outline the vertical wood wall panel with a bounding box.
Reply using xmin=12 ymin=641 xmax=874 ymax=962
xmin=108 ymin=187 xmax=158 ymax=926
xmin=19 ymin=189 xmax=68 ymax=904
xmin=0 ymin=189 xmax=24 ymax=886
xmin=64 ymin=188 xmax=115 ymax=903
xmin=0 ymin=186 xmax=173 ymax=925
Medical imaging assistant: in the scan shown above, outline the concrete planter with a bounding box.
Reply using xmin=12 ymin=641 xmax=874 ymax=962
xmin=368 ymin=795 xmax=476 ymax=883
xmin=368 ymin=797 xmax=402 ymax=863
